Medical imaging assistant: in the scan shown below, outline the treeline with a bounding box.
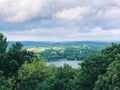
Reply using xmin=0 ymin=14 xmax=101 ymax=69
xmin=39 ymin=46 xmax=100 ymax=61
xmin=9 ymin=41 xmax=110 ymax=48
xmin=1 ymin=33 xmax=120 ymax=90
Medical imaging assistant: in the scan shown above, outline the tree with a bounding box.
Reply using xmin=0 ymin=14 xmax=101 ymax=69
xmin=0 ymin=70 xmax=6 ymax=89
xmin=3 ymin=42 xmax=34 ymax=77
xmin=0 ymin=33 xmax=8 ymax=72
xmin=0 ymin=33 xmax=8 ymax=53
xmin=73 ymin=55 xmax=108 ymax=90
xmin=37 ymin=64 xmax=76 ymax=90
xmin=74 ymin=43 xmax=120 ymax=90
xmin=0 ymin=33 xmax=34 ymax=77
xmin=16 ymin=59 xmax=55 ymax=90
xmin=94 ymin=55 xmax=120 ymax=90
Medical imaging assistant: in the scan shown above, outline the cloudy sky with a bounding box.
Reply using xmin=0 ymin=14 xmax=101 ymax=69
xmin=0 ymin=0 xmax=120 ymax=41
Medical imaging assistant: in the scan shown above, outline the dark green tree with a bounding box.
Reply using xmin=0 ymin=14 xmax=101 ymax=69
xmin=73 ymin=55 xmax=108 ymax=90
xmin=16 ymin=60 xmax=55 ymax=90
xmin=94 ymin=56 xmax=120 ymax=90
xmin=0 ymin=33 xmax=34 ymax=77
xmin=0 ymin=33 xmax=8 ymax=72
xmin=5 ymin=42 xmax=34 ymax=77
xmin=0 ymin=33 xmax=8 ymax=53
xmin=0 ymin=70 xmax=6 ymax=89
xmin=37 ymin=64 xmax=76 ymax=90
xmin=74 ymin=43 xmax=120 ymax=90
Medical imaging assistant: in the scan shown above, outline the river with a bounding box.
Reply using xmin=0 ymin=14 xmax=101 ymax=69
xmin=47 ymin=60 xmax=82 ymax=68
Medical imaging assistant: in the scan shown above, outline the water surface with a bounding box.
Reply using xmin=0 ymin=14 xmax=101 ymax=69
xmin=47 ymin=60 xmax=82 ymax=68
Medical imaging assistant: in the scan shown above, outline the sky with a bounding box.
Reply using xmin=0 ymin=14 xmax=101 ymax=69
xmin=0 ymin=0 xmax=120 ymax=41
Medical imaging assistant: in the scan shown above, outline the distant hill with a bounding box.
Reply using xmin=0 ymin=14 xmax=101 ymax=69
xmin=7 ymin=41 xmax=116 ymax=61
xmin=8 ymin=41 xmax=52 ymax=48
xmin=8 ymin=41 xmax=112 ymax=48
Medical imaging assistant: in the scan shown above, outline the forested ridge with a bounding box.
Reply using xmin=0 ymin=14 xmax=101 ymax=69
xmin=25 ymin=41 xmax=110 ymax=61
xmin=0 ymin=33 xmax=120 ymax=90
xmin=9 ymin=40 xmax=110 ymax=61
xmin=39 ymin=46 xmax=99 ymax=61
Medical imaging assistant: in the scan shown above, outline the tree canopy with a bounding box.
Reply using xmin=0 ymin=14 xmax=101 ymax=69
xmin=0 ymin=33 xmax=120 ymax=90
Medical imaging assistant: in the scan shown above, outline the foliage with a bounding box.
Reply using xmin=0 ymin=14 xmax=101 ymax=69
xmin=0 ymin=33 xmax=8 ymax=53
xmin=94 ymin=56 xmax=120 ymax=90
xmin=16 ymin=59 xmax=56 ymax=90
xmin=39 ymin=46 xmax=100 ymax=61
xmin=0 ymin=33 xmax=8 ymax=76
xmin=39 ymin=49 xmax=63 ymax=61
xmin=36 ymin=64 xmax=77 ymax=90
xmin=75 ymin=43 xmax=120 ymax=90
xmin=0 ymin=70 xmax=7 ymax=89
xmin=1 ymin=33 xmax=120 ymax=90
xmin=0 ymin=33 xmax=34 ymax=77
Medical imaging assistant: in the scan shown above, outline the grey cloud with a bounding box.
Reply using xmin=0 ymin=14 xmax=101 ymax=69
xmin=0 ymin=0 xmax=120 ymax=41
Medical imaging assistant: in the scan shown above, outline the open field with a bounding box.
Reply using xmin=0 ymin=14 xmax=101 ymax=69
xmin=27 ymin=47 xmax=49 ymax=52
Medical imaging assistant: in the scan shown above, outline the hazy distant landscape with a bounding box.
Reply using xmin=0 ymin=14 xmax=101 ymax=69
xmin=0 ymin=0 xmax=120 ymax=90
xmin=1 ymin=37 xmax=120 ymax=90
xmin=9 ymin=41 xmax=111 ymax=60
xmin=8 ymin=41 xmax=111 ymax=68
xmin=8 ymin=41 xmax=111 ymax=48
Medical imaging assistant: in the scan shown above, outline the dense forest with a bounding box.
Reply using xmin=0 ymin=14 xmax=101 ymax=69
xmin=20 ymin=41 xmax=110 ymax=61
xmin=1 ymin=33 xmax=120 ymax=90
xmin=39 ymin=47 xmax=100 ymax=61
xmin=9 ymin=40 xmax=111 ymax=61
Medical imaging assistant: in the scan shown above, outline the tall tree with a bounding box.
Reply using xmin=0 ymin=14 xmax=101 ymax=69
xmin=74 ymin=43 xmax=120 ymax=90
xmin=0 ymin=33 xmax=8 ymax=75
xmin=94 ymin=56 xmax=120 ymax=90
xmin=17 ymin=60 xmax=55 ymax=90
xmin=5 ymin=42 xmax=34 ymax=77
xmin=37 ymin=64 xmax=76 ymax=90
xmin=0 ymin=33 xmax=8 ymax=53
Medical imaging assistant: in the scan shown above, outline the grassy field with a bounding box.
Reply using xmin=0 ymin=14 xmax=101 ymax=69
xmin=27 ymin=46 xmax=65 ymax=53
xmin=27 ymin=47 xmax=48 ymax=52
xmin=25 ymin=41 xmax=111 ymax=54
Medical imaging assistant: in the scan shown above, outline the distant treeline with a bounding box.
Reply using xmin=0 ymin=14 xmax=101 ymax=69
xmin=9 ymin=41 xmax=111 ymax=61
xmin=8 ymin=41 xmax=111 ymax=48
xmin=39 ymin=46 xmax=100 ymax=61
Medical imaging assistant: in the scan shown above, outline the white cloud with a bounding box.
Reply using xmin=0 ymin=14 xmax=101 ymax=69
xmin=94 ymin=6 xmax=120 ymax=28
xmin=0 ymin=0 xmax=52 ymax=22
xmin=92 ymin=0 xmax=120 ymax=6
xmin=97 ymin=7 xmax=120 ymax=19
xmin=65 ymin=27 xmax=120 ymax=41
xmin=0 ymin=0 xmax=82 ymax=22
xmin=55 ymin=6 xmax=91 ymax=20
xmin=1 ymin=27 xmax=79 ymax=41
xmin=2 ymin=27 xmax=120 ymax=41
xmin=104 ymin=7 xmax=120 ymax=20
xmin=0 ymin=0 xmax=120 ymax=41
